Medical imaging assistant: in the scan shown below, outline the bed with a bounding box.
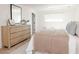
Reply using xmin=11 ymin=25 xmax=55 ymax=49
xmin=26 ymin=21 xmax=79 ymax=54
xmin=34 ymin=30 xmax=69 ymax=54
xmin=26 ymin=30 xmax=69 ymax=54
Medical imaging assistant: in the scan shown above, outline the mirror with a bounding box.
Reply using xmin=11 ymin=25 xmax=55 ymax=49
xmin=10 ymin=4 xmax=22 ymax=24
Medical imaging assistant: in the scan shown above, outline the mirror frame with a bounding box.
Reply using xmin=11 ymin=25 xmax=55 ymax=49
xmin=10 ymin=4 xmax=22 ymax=24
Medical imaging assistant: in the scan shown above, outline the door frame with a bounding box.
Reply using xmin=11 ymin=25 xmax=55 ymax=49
xmin=32 ymin=12 xmax=36 ymax=35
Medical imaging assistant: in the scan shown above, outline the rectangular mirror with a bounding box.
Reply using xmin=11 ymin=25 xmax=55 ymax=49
xmin=10 ymin=4 xmax=22 ymax=24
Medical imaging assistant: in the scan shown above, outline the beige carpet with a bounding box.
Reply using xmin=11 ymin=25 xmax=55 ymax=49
xmin=0 ymin=40 xmax=29 ymax=54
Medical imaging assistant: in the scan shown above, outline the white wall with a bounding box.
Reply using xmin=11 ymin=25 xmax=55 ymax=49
xmin=0 ymin=4 xmax=10 ymax=48
xmin=35 ymin=5 xmax=79 ymax=32
xmin=0 ymin=4 xmax=33 ymax=48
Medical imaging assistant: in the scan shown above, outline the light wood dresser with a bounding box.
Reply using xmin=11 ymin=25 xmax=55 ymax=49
xmin=1 ymin=25 xmax=31 ymax=48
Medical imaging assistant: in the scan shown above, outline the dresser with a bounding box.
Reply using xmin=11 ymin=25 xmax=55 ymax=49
xmin=1 ymin=25 xmax=31 ymax=48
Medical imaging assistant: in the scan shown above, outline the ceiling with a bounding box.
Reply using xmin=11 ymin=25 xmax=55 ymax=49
xmin=21 ymin=4 xmax=78 ymax=14
xmin=27 ymin=4 xmax=76 ymax=11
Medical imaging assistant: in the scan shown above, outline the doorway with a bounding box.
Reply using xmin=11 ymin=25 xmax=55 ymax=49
xmin=32 ymin=13 xmax=35 ymax=35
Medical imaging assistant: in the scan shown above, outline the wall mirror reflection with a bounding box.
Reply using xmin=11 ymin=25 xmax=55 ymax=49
xmin=10 ymin=4 xmax=22 ymax=24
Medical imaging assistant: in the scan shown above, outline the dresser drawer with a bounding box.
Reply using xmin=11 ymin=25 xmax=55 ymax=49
xmin=25 ymin=33 xmax=31 ymax=38
xmin=10 ymin=26 xmax=30 ymax=33
xmin=10 ymin=34 xmax=29 ymax=46
xmin=10 ymin=30 xmax=30 ymax=39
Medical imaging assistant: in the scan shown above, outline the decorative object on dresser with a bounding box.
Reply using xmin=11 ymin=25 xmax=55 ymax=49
xmin=20 ymin=19 xmax=27 ymax=25
xmin=1 ymin=25 xmax=31 ymax=48
xmin=20 ymin=20 xmax=29 ymax=25
xmin=7 ymin=19 xmax=15 ymax=26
